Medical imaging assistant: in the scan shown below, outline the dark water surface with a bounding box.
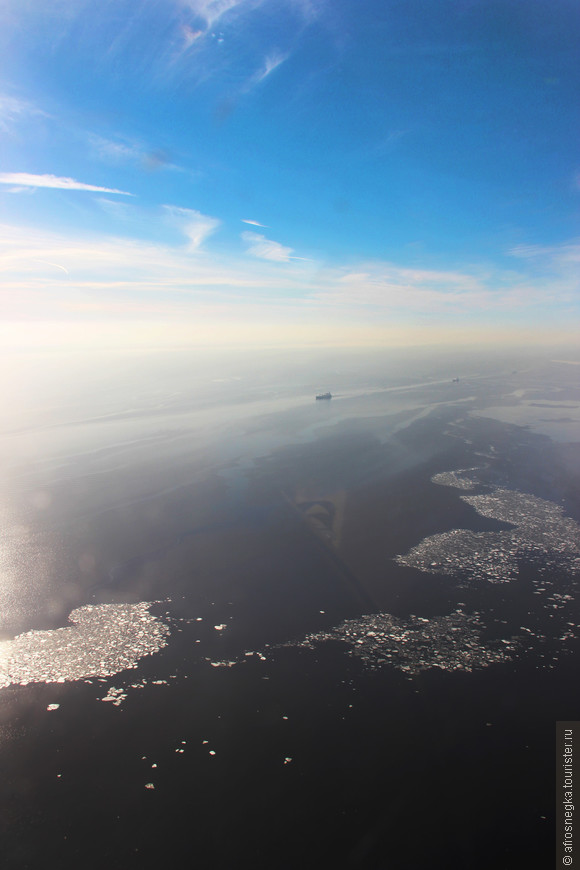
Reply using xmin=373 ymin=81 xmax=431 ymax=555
xmin=0 ymin=347 xmax=579 ymax=868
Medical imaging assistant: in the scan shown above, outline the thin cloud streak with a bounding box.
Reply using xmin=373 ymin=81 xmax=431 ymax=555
xmin=88 ymin=133 xmax=185 ymax=174
xmin=32 ymin=259 xmax=69 ymax=275
xmin=0 ymin=94 xmax=48 ymax=132
xmin=241 ymin=230 xmax=294 ymax=261
xmin=242 ymin=51 xmax=290 ymax=92
xmin=257 ymin=52 xmax=289 ymax=81
xmin=0 ymin=173 xmax=133 ymax=195
xmin=242 ymin=219 xmax=269 ymax=227
xmin=180 ymin=0 xmax=250 ymax=29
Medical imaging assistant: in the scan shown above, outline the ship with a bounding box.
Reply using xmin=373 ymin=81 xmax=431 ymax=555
xmin=315 ymin=392 xmax=332 ymax=400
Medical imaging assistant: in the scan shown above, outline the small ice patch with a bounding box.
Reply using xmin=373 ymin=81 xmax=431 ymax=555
xmin=101 ymin=686 xmax=127 ymax=706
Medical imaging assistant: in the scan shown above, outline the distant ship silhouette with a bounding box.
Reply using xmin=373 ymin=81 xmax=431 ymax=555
xmin=315 ymin=392 xmax=332 ymax=400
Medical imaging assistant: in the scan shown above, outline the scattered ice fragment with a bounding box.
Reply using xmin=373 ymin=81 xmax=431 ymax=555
xmin=101 ymin=686 xmax=127 ymax=706
xmin=284 ymin=757 xmax=292 ymax=764
xmin=209 ymin=750 xmax=216 ymax=755
xmin=47 ymin=703 xmax=60 ymax=711
xmin=214 ymin=624 xmax=226 ymax=631
xmin=151 ymin=764 xmax=157 ymax=768
xmin=144 ymin=783 xmax=155 ymax=790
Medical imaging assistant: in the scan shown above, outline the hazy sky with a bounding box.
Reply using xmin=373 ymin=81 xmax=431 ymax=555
xmin=0 ymin=0 xmax=578 ymax=348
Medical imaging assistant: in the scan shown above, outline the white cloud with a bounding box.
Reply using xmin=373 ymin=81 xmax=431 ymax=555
xmin=311 ymin=261 xmax=554 ymax=314
xmin=0 ymin=94 xmax=47 ymax=132
xmin=180 ymin=23 xmax=204 ymax=49
xmin=242 ymin=218 xmax=269 ymax=227
xmin=96 ymin=198 xmax=134 ymax=222
xmin=509 ymin=243 xmax=580 ymax=265
xmin=32 ymin=259 xmax=69 ymax=275
xmin=180 ymin=0 xmax=250 ymax=29
xmin=237 ymin=51 xmax=290 ymax=96
xmin=4 ymin=186 xmax=36 ymax=196
xmin=88 ymin=134 xmax=144 ymax=165
xmin=259 ymin=51 xmax=288 ymax=80
xmin=241 ymin=231 xmax=294 ymax=262
xmin=247 ymin=51 xmax=289 ymax=89
xmin=0 ymin=222 xmax=576 ymax=346
xmin=0 ymin=173 xmax=133 ymax=195
xmin=88 ymin=134 xmax=183 ymax=174
xmin=164 ymin=205 xmax=221 ymax=250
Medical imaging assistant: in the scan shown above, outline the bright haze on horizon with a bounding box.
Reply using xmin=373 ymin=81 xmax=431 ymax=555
xmin=0 ymin=0 xmax=578 ymax=351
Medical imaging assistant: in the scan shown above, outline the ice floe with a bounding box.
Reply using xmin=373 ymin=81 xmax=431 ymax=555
xmin=0 ymin=602 xmax=170 ymax=689
xmin=286 ymin=610 xmax=521 ymax=674
xmin=396 ymin=471 xmax=580 ymax=583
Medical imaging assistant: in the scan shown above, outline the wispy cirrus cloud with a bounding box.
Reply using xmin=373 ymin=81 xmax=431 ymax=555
xmin=243 ymin=51 xmax=289 ymax=91
xmin=313 ymin=264 xmax=490 ymax=312
xmin=504 ymin=242 xmax=580 ymax=310
xmin=0 ymin=222 xmax=313 ymax=321
xmin=241 ymin=231 xmax=294 ymax=262
xmin=180 ymin=23 xmax=204 ymax=50
xmin=32 ymin=259 xmax=69 ymax=275
xmin=0 ymin=222 xmax=576 ymax=338
xmin=169 ymin=0 xmax=320 ymax=88
xmin=311 ymin=249 xmax=580 ymax=316
xmin=180 ymin=0 xmax=252 ymax=29
xmin=164 ymin=205 xmax=221 ymax=250
xmin=88 ymin=133 xmax=185 ymax=174
xmin=241 ymin=218 xmax=269 ymax=227
xmin=0 ymin=173 xmax=133 ymax=195
xmin=508 ymin=242 xmax=580 ymax=264
xmin=88 ymin=134 xmax=145 ymax=165
xmin=95 ymin=198 xmax=135 ymax=222
xmin=0 ymin=94 xmax=48 ymax=132
xmin=257 ymin=51 xmax=289 ymax=81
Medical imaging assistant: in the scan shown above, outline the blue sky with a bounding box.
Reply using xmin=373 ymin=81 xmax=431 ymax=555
xmin=0 ymin=0 xmax=578 ymax=348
